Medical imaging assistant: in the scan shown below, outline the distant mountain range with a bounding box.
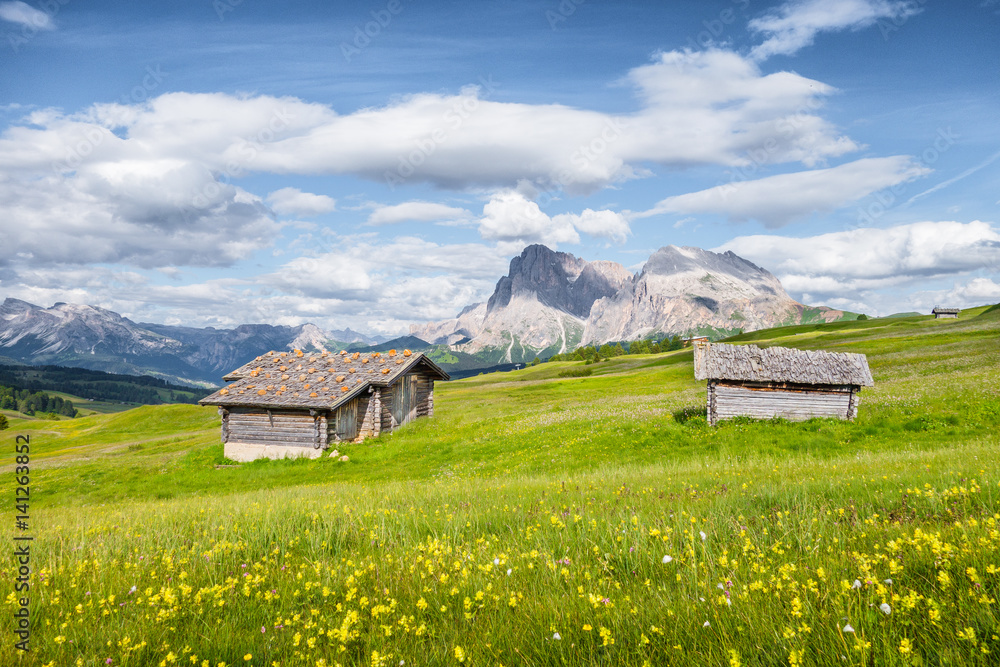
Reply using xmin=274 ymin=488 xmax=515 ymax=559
xmin=0 ymin=244 xmax=857 ymax=385
xmin=0 ymin=298 xmax=386 ymax=386
xmin=411 ymin=244 xmax=855 ymax=362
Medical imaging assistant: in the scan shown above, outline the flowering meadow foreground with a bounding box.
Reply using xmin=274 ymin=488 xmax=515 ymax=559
xmin=3 ymin=307 xmax=999 ymax=665
xmin=9 ymin=449 xmax=1000 ymax=667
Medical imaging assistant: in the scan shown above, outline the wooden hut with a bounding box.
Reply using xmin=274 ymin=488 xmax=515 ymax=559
xmin=682 ymin=336 xmax=710 ymax=347
xmin=693 ymin=342 xmax=873 ymax=425
xmin=932 ymin=307 xmax=959 ymax=319
xmin=200 ymin=349 xmax=449 ymax=462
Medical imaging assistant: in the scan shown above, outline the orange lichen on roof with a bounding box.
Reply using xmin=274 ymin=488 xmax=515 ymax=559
xmin=340 ymin=385 xmax=349 ymax=392
xmin=388 ymin=349 xmax=397 ymax=356
xmin=381 ymin=368 xmax=391 ymax=375
xmin=295 ymin=349 xmax=303 ymax=357
xmin=257 ymin=389 xmax=266 ymax=395
xmin=352 ymin=351 xmax=361 ymax=360
xmin=219 ymin=388 xmax=229 ymax=395
xmin=403 ymin=349 xmax=412 ymax=356
xmin=336 ymin=375 xmax=346 ymax=382
xmin=309 ymin=392 xmax=318 ymax=398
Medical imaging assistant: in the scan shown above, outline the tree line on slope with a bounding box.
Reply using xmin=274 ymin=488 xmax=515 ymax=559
xmin=0 ymin=364 xmax=210 ymax=407
xmin=0 ymin=384 xmax=77 ymax=418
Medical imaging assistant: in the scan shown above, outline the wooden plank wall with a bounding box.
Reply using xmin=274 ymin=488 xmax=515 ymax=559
xmin=380 ymin=385 xmax=397 ymax=432
xmin=415 ymin=374 xmax=433 ymax=418
xmin=357 ymin=390 xmax=380 ymax=440
xmin=226 ymin=408 xmax=322 ymax=449
xmin=329 ymin=399 xmax=359 ymax=443
xmin=709 ymin=383 xmax=853 ymax=425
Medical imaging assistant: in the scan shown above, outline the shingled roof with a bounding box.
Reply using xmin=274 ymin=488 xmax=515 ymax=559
xmin=694 ymin=342 xmax=873 ymax=387
xmin=200 ymin=349 xmax=449 ymax=410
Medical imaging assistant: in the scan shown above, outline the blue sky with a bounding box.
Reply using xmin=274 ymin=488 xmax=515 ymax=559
xmin=1 ymin=0 xmax=998 ymax=333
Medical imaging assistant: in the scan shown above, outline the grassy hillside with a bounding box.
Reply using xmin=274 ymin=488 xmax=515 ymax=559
xmin=1 ymin=306 xmax=998 ymax=665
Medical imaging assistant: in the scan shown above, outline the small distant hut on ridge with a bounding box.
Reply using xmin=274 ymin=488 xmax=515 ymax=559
xmin=932 ymin=307 xmax=960 ymax=319
xmin=682 ymin=336 xmax=710 ymax=347
xmin=200 ymin=349 xmax=449 ymax=462
xmin=693 ymin=342 xmax=873 ymax=426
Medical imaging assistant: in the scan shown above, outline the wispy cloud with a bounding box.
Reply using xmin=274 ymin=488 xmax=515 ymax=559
xmin=367 ymin=201 xmax=471 ymax=226
xmin=635 ymin=156 xmax=929 ymax=228
xmin=904 ymin=148 xmax=1000 ymax=206
xmin=749 ymin=0 xmax=921 ymax=61
xmin=0 ymin=1 xmax=54 ymax=30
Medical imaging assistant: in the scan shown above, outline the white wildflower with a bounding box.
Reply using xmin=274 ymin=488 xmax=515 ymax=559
xmin=699 ymin=531 xmax=707 ymax=541
xmin=851 ymin=579 xmax=862 ymax=589
xmin=880 ymin=603 xmax=891 ymax=615
xmin=843 ymin=624 xmax=855 ymax=633
xmin=553 ymin=632 xmax=561 ymax=640
xmin=662 ymin=555 xmax=673 ymax=563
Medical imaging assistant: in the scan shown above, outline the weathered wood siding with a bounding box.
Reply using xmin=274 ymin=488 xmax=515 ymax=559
xmin=708 ymin=381 xmax=856 ymax=425
xmin=391 ymin=373 xmax=419 ymax=426
xmin=695 ymin=342 xmax=873 ymax=387
xmin=329 ymin=399 xmax=358 ymax=442
xmin=380 ymin=384 xmax=397 ymax=432
xmin=225 ymin=407 xmax=326 ymax=450
xmin=415 ymin=374 xmax=434 ymax=418
xmin=358 ymin=390 xmax=381 ymax=440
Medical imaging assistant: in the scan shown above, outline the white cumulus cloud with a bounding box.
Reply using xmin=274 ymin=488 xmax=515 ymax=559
xmin=717 ymin=220 xmax=1000 ymax=303
xmin=266 ymin=187 xmax=336 ymax=217
xmin=476 ymin=191 xmax=630 ymax=248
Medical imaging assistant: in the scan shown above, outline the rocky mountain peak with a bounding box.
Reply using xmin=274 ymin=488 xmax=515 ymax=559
xmin=642 ymin=245 xmax=774 ymax=286
xmin=1 ymin=297 xmax=39 ymax=317
xmin=486 ymin=244 xmax=628 ymax=319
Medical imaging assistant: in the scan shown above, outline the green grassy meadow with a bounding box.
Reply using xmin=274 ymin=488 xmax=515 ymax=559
xmin=2 ymin=307 xmax=999 ymax=665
